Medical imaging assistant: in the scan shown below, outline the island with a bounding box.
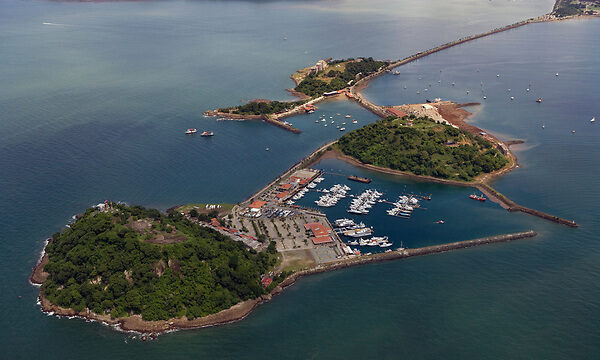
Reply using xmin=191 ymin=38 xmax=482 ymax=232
xmin=336 ymin=115 xmax=508 ymax=182
xmin=31 ymin=203 xmax=289 ymax=333
xmin=553 ymin=0 xmax=600 ymax=17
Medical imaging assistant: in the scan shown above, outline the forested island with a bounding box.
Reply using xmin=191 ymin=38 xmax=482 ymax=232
xmin=553 ymin=0 xmax=600 ymax=17
xmin=293 ymin=57 xmax=389 ymax=97
xmin=36 ymin=204 xmax=281 ymax=322
xmin=337 ymin=115 xmax=508 ymax=181
xmin=213 ymin=57 xmax=389 ymax=116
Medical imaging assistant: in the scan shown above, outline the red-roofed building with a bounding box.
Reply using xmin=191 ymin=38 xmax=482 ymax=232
xmin=275 ymin=191 xmax=289 ymax=199
xmin=304 ymin=222 xmax=329 ymax=238
xmin=311 ymin=235 xmax=333 ymax=245
xmin=262 ymin=277 xmax=273 ymax=287
xmin=386 ymin=108 xmax=407 ymax=118
xmin=279 ymin=183 xmax=293 ymax=190
xmin=249 ymin=200 xmax=267 ymax=209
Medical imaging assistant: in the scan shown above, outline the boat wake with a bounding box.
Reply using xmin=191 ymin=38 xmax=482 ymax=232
xmin=42 ymin=22 xmax=69 ymax=26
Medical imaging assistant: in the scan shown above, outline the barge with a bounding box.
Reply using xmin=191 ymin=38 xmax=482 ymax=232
xmin=348 ymin=175 xmax=371 ymax=184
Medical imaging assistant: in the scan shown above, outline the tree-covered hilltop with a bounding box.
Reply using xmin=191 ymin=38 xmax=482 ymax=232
xmin=219 ymin=99 xmax=307 ymax=116
xmin=552 ymin=0 xmax=585 ymax=17
xmin=41 ymin=204 xmax=280 ymax=321
xmin=295 ymin=57 xmax=389 ymax=97
xmin=337 ymin=116 xmax=508 ymax=181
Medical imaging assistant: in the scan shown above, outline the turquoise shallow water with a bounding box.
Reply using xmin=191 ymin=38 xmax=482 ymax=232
xmin=2 ymin=0 xmax=600 ymax=358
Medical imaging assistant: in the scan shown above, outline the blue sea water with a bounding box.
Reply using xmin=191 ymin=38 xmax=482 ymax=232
xmin=2 ymin=0 xmax=599 ymax=358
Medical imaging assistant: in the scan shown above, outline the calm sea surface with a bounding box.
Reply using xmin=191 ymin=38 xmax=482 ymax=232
xmin=2 ymin=0 xmax=599 ymax=358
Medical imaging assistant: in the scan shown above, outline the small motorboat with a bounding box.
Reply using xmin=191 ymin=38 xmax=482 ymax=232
xmin=437 ymin=220 xmax=445 ymax=224
xmin=185 ymin=128 xmax=197 ymax=134
xmin=591 ymin=117 xmax=596 ymax=123
xmin=469 ymin=194 xmax=486 ymax=202
xmin=536 ymin=98 xmax=542 ymax=103
xmin=200 ymin=131 xmax=214 ymax=137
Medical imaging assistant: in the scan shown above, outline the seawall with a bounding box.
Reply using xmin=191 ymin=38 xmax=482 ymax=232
xmin=33 ymin=230 xmax=537 ymax=334
xmin=477 ymin=184 xmax=578 ymax=227
xmin=279 ymin=231 xmax=538 ymax=288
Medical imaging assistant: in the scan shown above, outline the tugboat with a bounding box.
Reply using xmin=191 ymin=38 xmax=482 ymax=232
xmin=185 ymin=128 xmax=197 ymax=134
xmin=469 ymin=194 xmax=486 ymax=202
xmin=200 ymin=131 xmax=214 ymax=137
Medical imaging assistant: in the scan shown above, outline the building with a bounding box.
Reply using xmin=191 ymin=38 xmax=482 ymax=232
xmin=249 ymin=200 xmax=267 ymax=209
xmin=309 ymin=59 xmax=329 ymax=74
xmin=304 ymin=222 xmax=334 ymax=245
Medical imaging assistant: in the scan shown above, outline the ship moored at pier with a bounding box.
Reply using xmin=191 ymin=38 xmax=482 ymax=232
xmin=348 ymin=175 xmax=372 ymax=183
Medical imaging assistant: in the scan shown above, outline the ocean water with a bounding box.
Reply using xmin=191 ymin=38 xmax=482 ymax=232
xmin=2 ymin=0 xmax=599 ymax=358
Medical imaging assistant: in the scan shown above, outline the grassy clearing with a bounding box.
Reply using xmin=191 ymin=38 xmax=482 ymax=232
xmin=280 ymin=249 xmax=316 ymax=272
xmin=176 ymin=203 xmax=235 ymax=215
